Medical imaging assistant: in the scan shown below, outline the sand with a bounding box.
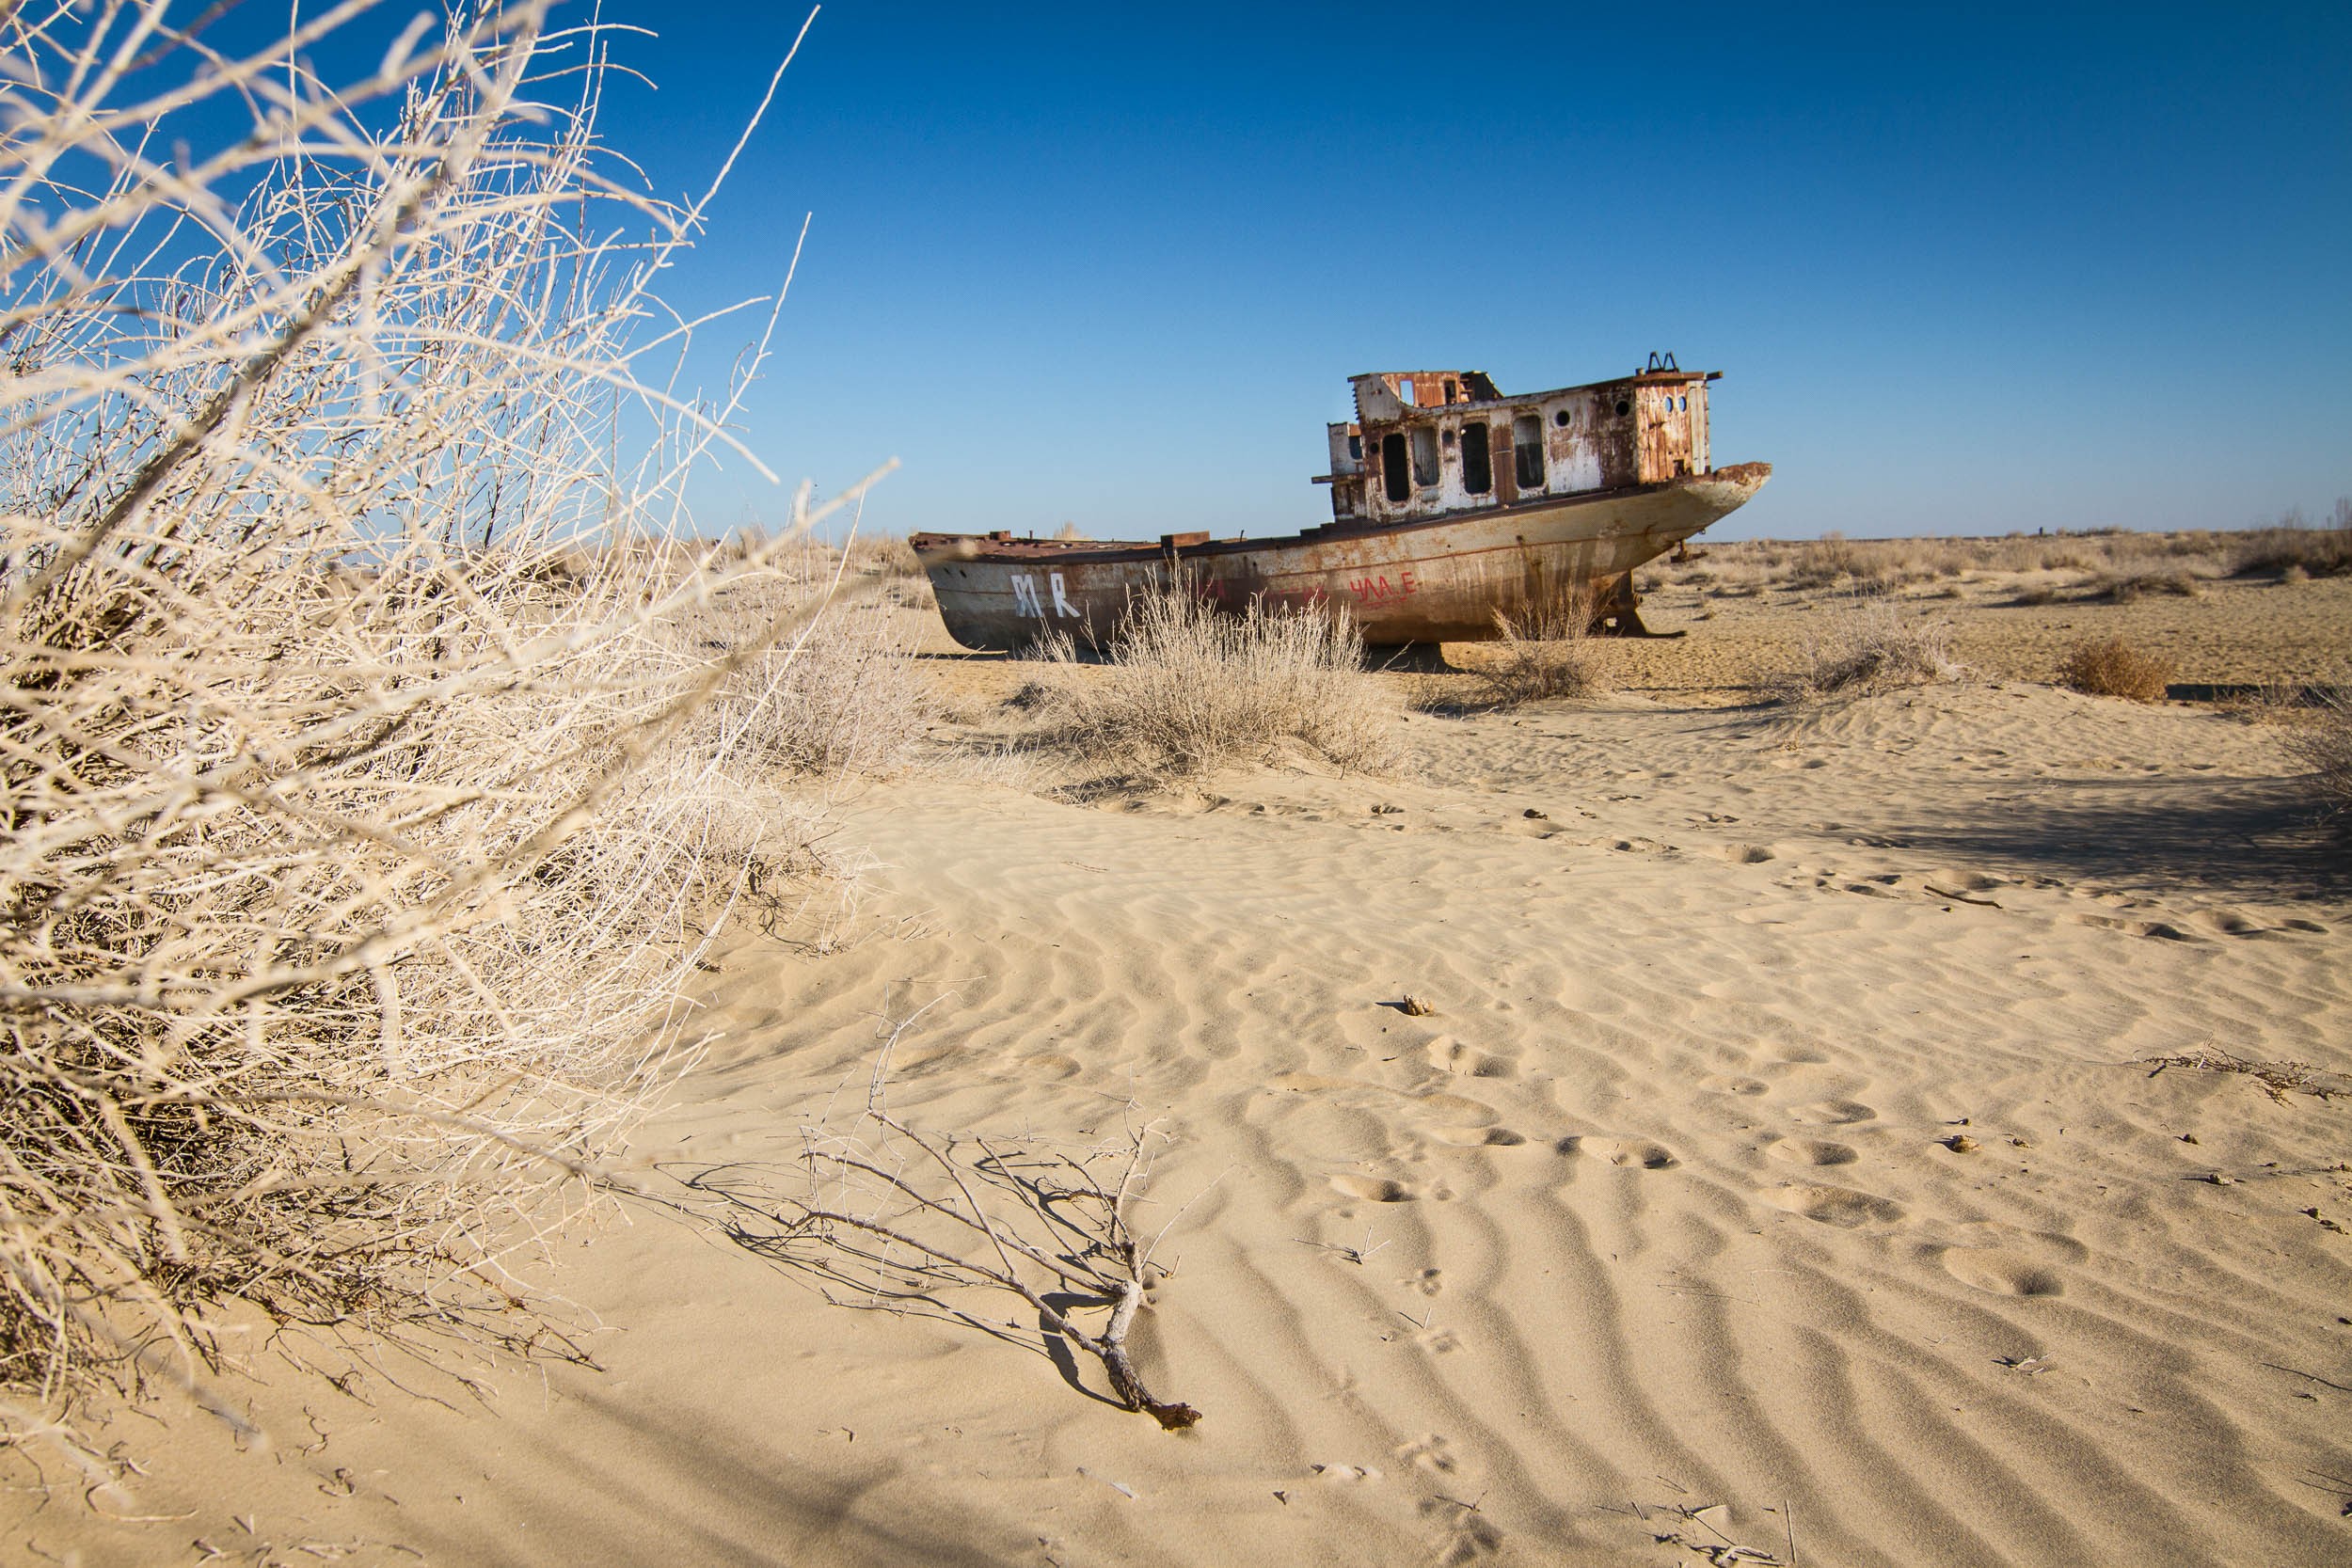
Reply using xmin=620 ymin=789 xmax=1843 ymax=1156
xmin=13 ymin=576 xmax=2352 ymax=1567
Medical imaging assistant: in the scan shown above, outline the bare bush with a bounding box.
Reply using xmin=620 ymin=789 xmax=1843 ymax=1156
xmin=0 ymin=1 xmax=881 ymax=1441
xmin=1034 ymin=588 xmax=1394 ymax=776
xmin=1671 ymin=530 xmax=2287 ymax=597
xmin=1470 ymin=589 xmax=1609 ymax=707
xmin=2285 ymin=687 xmax=2352 ymax=816
xmin=2232 ymin=501 xmax=2352 ymax=579
xmin=2092 ymin=569 xmax=2205 ymax=602
xmin=697 ymin=578 xmax=931 ymax=778
xmin=1777 ymin=596 xmax=1963 ymax=702
xmin=845 ymin=533 xmax=926 ymax=579
xmin=1788 ymin=531 xmax=1859 ymax=590
xmin=2058 ymin=637 xmax=2175 ymax=702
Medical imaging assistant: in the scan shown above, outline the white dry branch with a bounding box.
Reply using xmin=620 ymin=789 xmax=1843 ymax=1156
xmin=0 ymin=0 xmax=898 ymax=1452
xmin=687 ymin=1037 xmax=1204 ymax=1429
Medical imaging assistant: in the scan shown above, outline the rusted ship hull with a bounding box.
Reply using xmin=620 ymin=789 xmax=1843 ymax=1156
xmin=912 ymin=462 xmax=1769 ymax=651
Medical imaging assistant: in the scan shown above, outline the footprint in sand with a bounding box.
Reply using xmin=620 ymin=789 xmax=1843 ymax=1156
xmin=1395 ymin=1433 xmax=1458 ymax=1474
xmin=1939 ymin=1247 xmax=2065 ymax=1297
xmin=1424 ymin=1036 xmax=1517 ymax=1079
xmin=1270 ymin=1070 xmax=1363 ymax=1093
xmin=1413 ymin=1091 xmax=1502 ymax=1125
xmin=2191 ymin=908 xmax=2280 ymax=939
xmin=1402 ymin=1268 xmax=1444 ymax=1297
xmin=1768 ymin=1137 xmax=1858 ymax=1166
xmin=1700 ymin=1074 xmax=1772 ymax=1097
xmin=1019 ymin=1052 xmax=1083 ymax=1080
xmin=2066 ymin=913 xmax=2197 ymax=942
xmin=1414 ymin=1325 xmax=1462 ymax=1354
xmin=1763 ymin=1183 xmax=1905 ymax=1227
xmin=1331 ymin=1174 xmax=1415 ymax=1203
xmin=1796 ymin=1098 xmax=1878 ymax=1125
xmin=1433 ymin=1125 xmax=1527 ymax=1148
xmin=1565 ymin=1135 xmax=1679 ymax=1169
xmin=1723 ymin=844 xmax=1776 ymax=864
xmin=1947 ymin=1222 xmax=2088 ymax=1264
xmin=1422 ymin=1497 xmax=1504 ymax=1561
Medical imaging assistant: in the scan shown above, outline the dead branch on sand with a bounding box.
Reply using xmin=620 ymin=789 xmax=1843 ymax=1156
xmin=2142 ymin=1045 xmax=2349 ymax=1103
xmin=682 ymin=1038 xmax=1204 ymax=1430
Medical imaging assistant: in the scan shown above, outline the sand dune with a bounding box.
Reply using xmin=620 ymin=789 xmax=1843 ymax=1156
xmin=16 ymin=626 xmax=2352 ymax=1566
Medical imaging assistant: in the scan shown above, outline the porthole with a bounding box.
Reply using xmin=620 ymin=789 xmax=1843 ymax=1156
xmin=1615 ymin=399 xmax=1631 ymax=417
xmin=1441 ymin=426 xmax=1456 ymax=447
xmin=1552 ymin=409 xmax=1570 ymax=427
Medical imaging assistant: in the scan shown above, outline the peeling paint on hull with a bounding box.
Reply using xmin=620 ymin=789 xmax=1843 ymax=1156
xmin=913 ymin=464 xmax=1769 ymax=651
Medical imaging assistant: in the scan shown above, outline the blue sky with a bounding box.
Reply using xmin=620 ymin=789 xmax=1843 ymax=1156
xmin=307 ymin=4 xmax=2352 ymax=540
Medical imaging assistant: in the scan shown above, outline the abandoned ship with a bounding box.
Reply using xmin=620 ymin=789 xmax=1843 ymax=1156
xmin=910 ymin=356 xmax=1771 ymax=650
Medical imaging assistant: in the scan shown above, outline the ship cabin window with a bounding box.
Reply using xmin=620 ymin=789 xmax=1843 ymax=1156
xmin=1381 ymin=432 xmax=1410 ymax=502
xmin=1460 ymin=422 xmax=1493 ymax=495
xmin=1442 ymin=378 xmax=1457 ymax=404
xmin=1615 ymin=398 xmax=1631 ymax=417
xmin=1409 ymin=426 xmax=1441 ymax=488
xmin=1399 ymin=377 xmax=1416 ymax=405
xmin=1512 ymin=414 xmax=1545 ymax=491
xmin=1347 ymin=433 xmax=1362 ymax=461
xmin=1553 ymin=408 xmax=1570 ymax=427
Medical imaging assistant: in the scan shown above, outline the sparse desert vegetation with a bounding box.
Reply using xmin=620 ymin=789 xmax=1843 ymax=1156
xmin=2286 ymin=688 xmax=2352 ymax=815
xmin=1023 ymin=587 xmax=1394 ymax=777
xmin=1776 ymin=594 xmax=1964 ymax=701
xmin=2229 ymin=501 xmax=2352 ymax=579
xmin=2059 ymin=636 xmax=2177 ymax=702
xmin=1645 ymin=513 xmax=2352 ymax=603
xmin=1463 ymin=589 xmax=1611 ymax=708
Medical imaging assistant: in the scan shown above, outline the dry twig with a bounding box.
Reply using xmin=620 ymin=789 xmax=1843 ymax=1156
xmin=682 ymin=1033 xmax=1204 ymax=1429
xmin=2142 ymin=1046 xmax=2349 ymax=1103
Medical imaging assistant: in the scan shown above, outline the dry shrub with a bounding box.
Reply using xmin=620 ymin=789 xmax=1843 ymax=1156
xmin=1470 ymin=589 xmax=1609 ymax=707
xmin=695 ymin=578 xmax=930 ymax=778
xmin=2285 ymin=687 xmax=2352 ymax=816
xmin=2232 ymin=501 xmax=2352 ymax=579
xmin=2058 ymin=637 xmax=2174 ymax=702
xmin=1034 ymin=588 xmax=1393 ymax=776
xmin=1788 ymin=531 xmax=1859 ymax=589
xmin=1778 ymin=596 xmax=1963 ymax=702
xmin=1693 ymin=530 xmax=2277 ymax=595
xmin=2092 ymin=569 xmax=2204 ymax=602
xmin=845 ymin=533 xmax=926 ymax=579
xmin=0 ymin=2 xmax=888 ymax=1442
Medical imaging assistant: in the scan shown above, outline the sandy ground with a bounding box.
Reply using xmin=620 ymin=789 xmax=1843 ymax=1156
xmin=13 ymin=576 xmax=2352 ymax=1567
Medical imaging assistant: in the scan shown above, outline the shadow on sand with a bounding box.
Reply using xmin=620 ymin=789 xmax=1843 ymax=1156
xmin=1893 ymin=774 xmax=2344 ymax=901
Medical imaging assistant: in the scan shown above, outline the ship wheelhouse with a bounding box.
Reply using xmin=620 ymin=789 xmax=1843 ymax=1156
xmin=1313 ymin=356 xmax=1721 ymax=526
